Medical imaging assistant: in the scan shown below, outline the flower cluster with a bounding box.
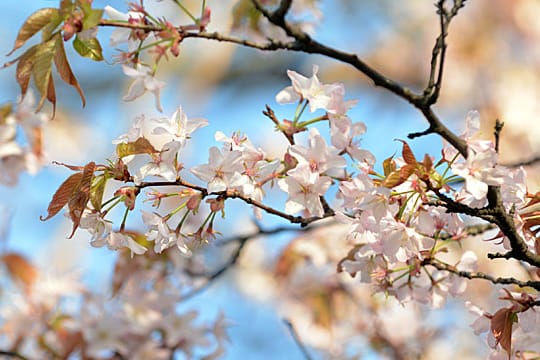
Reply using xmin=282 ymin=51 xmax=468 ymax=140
xmin=0 ymin=252 xmax=228 ymax=359
xmin=0 ymin=92 xmax=48 ymax=186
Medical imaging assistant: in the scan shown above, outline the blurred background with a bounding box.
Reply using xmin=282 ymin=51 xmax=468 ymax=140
xmin=0 ymin=1 xmax=539 ymax=359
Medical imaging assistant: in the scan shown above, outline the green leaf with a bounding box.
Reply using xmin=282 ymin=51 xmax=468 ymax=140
xmin=32 ymin=37 xmax=58 ymax=110
xmin=73 ymin=35 xmax=103 ymax=61
xmin=0 ymin=104 xmax=13 ymax=125
xmin=82 ymin=8 xmax=104 ymax=31
xmin=90 ymin=175 xmax=107 ymax=211
xmin=382 ymin=155 xmax=395 ymax=177
xmin=116 ymin=137 xmax=159 ymax=159
xmin=54 ymin=35 xmax=86 ymax=106
xmin=7 ymin=8 xmax=59 ymax=55
xmin=14 ymin=45 xmax=38 ymax=98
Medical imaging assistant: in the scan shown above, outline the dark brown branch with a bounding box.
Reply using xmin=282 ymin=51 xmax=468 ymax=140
xmin=135 ymin=179 xmax=333 ymax=227
xmin=422 ymin=258 xmax=540 ymax=290
xmin=502 ymin=155 xmax=540 ymax=168
xmin=0 ymin=351 xmax=31 ymax=360
xmin=494 ymin=119 xmax=504 ymax=153
xmin=428 ymin=187 xmax=540 ymax=268
xmin=424 ymin=0 xmax=448 ymax=105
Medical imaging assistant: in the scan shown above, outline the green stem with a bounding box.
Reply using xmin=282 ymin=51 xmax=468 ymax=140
xmin=293 ymin=100 xmax=308 ymax=125
xmin=172 ymin=0 xmax=198 ymax=22
xmin=201 ymin=0 xmax=207 ymax=15
xmin=119 ymin=206 xmax=130 ymax=231
xmin=175 ymin=208 xmax=191 ymax=232
xmin=297 ymin=115 xmax=328 ymax=128
xmin=102 ymin=196 xmax=122 ymax=213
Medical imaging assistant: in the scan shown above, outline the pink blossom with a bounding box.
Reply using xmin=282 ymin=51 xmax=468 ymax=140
xmin=191 ymin=146 xmax=244 ymax=193
xmin=278 ymin=163 xmax=332 ymax=217
xmin=122 ymin=65 xmax=165 ymax=112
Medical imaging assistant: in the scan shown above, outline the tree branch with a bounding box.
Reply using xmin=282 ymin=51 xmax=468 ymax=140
xmin=182 ymin=223 xmax=318 ymax=299
xmin=135 ymin=178 xmax=333 ymax=227
xmin=422 ymin=258 xmax=540 ymax=290
xmin=502 ymin=155 xmax=540 ymax=168
xmin=283 ymin=319 xmax=314 ymax=360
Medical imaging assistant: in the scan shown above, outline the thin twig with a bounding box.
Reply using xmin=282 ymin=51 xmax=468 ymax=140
xmin=182 ymin=223 xmax=318 ymax=299
xmin=502 ymin=155 xmax=540 ymax=168
xmin=494 ymin=119 xmax=504 ymax=153
xmin=422 ymin=258 xmax=540 ymax=290
xmin=0 ymin=351 xmax=31 ymax=360
xmin=135 ymin=179 xmax=333 ymax=227
xmin=283 ymin=319 xmax=314 ymax=360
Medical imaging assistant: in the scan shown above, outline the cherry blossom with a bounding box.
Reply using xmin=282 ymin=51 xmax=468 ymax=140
xmin=275 ymin=65 xmax=342 ymax=113
xmin=133 ymin=140 xmax=182 ymax=184
xmin=278 ymin=163 xmax=332 ymax=217
xmin=122 ymin=64 xmax=165 ymax=112
xmin=150 ymin=107 xmax=208 ymax=147
xmin=142 ymin=211 xmax=191 ymax=255
xmin=289 ymin=127 xmax=346 ymax=177
xmin=190 ymin=146 xmax=244 ymax=193
xmin=104 ymin=6 xmax=145 ymax=51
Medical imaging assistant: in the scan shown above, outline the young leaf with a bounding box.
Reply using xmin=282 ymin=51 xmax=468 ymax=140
xmin=398 ymin=139 xmax=417 ymax=165
xmin=399 ymin=164 xmax=416 ymax=181
xmin=82 ymin=8 xmax=104 ymax=30
xmin=381 ymin=170 xmax=404 ymax=188
xmin=382 ymin=155 xmax=396 ymax=177
xmin=32 ymin=36 xmax=58 ymax=110
xmin=490 ymin=307 xmax=515 ymax=356
xmin=7 ymin=8 xmax=59 ymax=56
xmin=73 ymin=35 xmax=103 ymax=61
xmin=47 ymin=74 xmax=56 ymax=116
xmin=116 ymin=137 xmax=159 ymax=159
xmin=14 ymin=45 xmax=39 ymax=98
xmin=90 ymin=175 xmax=106 ymax=211
xmin=67 ymin=161 xmax=96 ymax=238
xmin=40 ymin=172 xmax=84 ymax=221
xmin=54 ymin=35 xmax=86 ymax=106
xmin=1 ymin=253 xmax=39 ymax=293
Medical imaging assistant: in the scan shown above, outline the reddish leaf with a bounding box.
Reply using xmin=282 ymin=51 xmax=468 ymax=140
xmin=1 ymin=253 xmax=39 ymax=293
xmin=52 ymin=161 xmax=85 ymax=171
xmin=67 ymin=162 xmax=96 ymax=238
xmin=54 ymin=36 xmax=86 ymax=107
xmin=47 ymin=74 xmax=56 ymax=117
xmin=490 ymin=307 xmax=515 ymax=356
xmin=116 ymin=137 xmax=159 ymax=159
xmin=398 ymin=139 xmax=417 ymax=165
xmin=423 ymin=153 xmax=433 ymax=173
xmin=40 ymin=172 xmax=84 ymax=221
xmin=7 ymin=8 xmax=59 ymax=55
xmin=399 ymin=164 xmax=416 ymax=182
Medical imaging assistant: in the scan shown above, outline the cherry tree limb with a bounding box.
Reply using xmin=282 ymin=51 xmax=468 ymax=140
xmin=422 ymin=258 xmax=540 ymax=290
xmin=135 ymin=179 xmax=334 ymax=227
